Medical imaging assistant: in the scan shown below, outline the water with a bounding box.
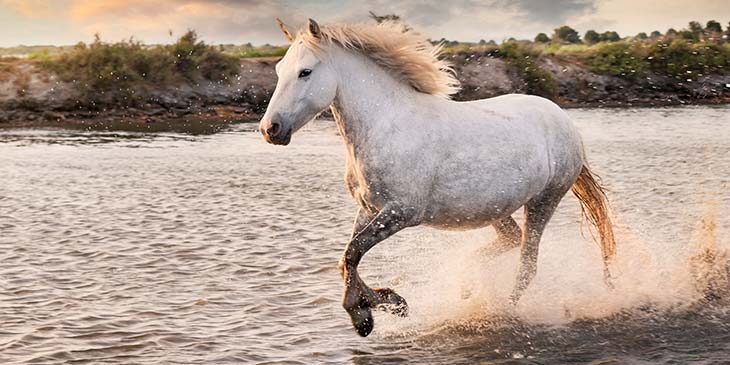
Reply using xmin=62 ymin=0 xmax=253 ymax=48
xmin=1 ymin=106 xmax=729 ymax=364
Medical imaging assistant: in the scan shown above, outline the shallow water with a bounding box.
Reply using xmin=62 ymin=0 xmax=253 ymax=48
xmin=1 ymin=106 xmax=729 ymax=364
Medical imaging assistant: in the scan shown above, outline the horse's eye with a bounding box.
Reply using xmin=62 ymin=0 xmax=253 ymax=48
xmin=298 ymin=69 xmax=312 ymax=78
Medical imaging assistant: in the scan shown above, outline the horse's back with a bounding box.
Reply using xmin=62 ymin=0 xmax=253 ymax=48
xmin=469 ymin=94 xmax=585 ymax=185
xmin=418 ymin=94 xmax=584 ymax=229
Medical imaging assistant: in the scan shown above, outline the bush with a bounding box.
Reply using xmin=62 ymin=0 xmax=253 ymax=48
xmin=646 ymin=39 xmax=730 ymax=76
xmin=499 ymin=41 xmax=558 ymax=100
xmin=40 ymin=31 xmax=240 ymax=105
xmin=583 ymin=42 xmax=648 ymax=79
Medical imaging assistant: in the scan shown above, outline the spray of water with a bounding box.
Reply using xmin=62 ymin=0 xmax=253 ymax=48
xmin=369 ymin=200 xmax=729 ymax=337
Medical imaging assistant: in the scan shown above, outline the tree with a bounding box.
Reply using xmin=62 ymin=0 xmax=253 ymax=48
xmin=666 ymin=28 xmax=678 ymax=36
xmin=534 ymin=33 xmax=550 ymax=43
xmin=680 ymin=30 xmax=699 ymax=42
xmin=688 ymin=21 xmax=703 ymax=36
xmin=650 ymin=30 xmax=662 ymax=38
xmin=600 ymin=31 xmax=621 ymax=42
xmin=368 ymin=11 xmax=411 ymax=32
xmin=584 ymin=30 xmax=600 ymax=44
xmin=553 ymin=25 xmax=581 ymax=44
xmin=706 ymin=20 xmax=722 ymax=33
xmin=369 ymin=11 xmax=402 ymax=23
xmin=636 ymin=32 xmax=648 ymax=40
xmin=726 ymin=22 xmax=730 ymax=39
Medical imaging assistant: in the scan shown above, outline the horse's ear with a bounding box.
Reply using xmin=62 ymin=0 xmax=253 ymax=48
xmin=308 ymin=18 xmax=321 ymax=39
xmin=276 ymin=18 xmax=294 ymax=43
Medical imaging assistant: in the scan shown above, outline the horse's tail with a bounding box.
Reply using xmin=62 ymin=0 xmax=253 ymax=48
xmin=571 ymin=164 xmax=616 ymax=283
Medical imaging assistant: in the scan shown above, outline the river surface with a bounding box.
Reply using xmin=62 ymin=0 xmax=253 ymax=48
xmin=1 ymin=106 xmax=729 ymax=364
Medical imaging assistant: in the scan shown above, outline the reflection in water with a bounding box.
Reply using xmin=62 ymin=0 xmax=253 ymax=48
xmin=0 ymin=106 xmax=729 ymax=364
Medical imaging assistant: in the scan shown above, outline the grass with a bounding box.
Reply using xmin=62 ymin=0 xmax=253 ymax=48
xmin=226 ymin=45 xmax=288 ymax=58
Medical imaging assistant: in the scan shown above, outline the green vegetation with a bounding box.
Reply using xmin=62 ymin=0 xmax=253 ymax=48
xmin=221 ymin=43 xmax=288 ymax=58
xmin=534 ymin=33 xmax=550 ymax=43
xmin=584 ymin=30 xmax=601 ymax=45
xmin=646 ymin=40 xmax=730 ymax=76
xmin=38 ymin=31 xmax=240 ymax=104
xmin=435 ymin=18 xmax=730 ymax=101
xmin=1 ymin=17 xmax=728 ymax=105
xmin=498 ymin=41 xmax=558 ymax=100
xmin=553 ymin=25 xmax=582 ymax=44
xmin=583 ymin=42 xmax=648 ymax=79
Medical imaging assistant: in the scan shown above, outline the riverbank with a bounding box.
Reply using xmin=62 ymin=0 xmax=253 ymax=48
xmin=1 ymin=52 xmax=729 ymax=132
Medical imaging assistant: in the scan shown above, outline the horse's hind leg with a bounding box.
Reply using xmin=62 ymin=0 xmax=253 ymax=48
xmin=510 ymin=189 xmax=566 ymax=304
xmin=479 ymin=216 xmax=522 ymax=259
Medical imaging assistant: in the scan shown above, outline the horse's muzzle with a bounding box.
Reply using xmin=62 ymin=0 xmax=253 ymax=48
xmin=265 ymin=132 xmax=292 ymax=146
xmin=260 ymin=120 xmax=292 ymax=145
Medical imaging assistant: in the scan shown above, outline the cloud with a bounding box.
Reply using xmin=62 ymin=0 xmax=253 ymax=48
xmin=0 ymin=0 xmax=63 ymax=18
xmin=1 ymin=0 xmax=729 ymax=46
xmin=501 ymin=0 xmax=597 ymax=23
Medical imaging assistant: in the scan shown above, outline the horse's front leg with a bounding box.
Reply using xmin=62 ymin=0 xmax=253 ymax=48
xmin=340 ymin=203 xmax=416 ymax=337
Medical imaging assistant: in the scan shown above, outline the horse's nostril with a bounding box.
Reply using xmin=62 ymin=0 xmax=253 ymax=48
xmin=267 ymin=122 xmax=281 ymax=137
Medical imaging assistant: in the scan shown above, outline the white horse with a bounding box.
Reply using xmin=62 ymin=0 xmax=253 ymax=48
xmin=259 ymin=19 xmax=616 ymax=337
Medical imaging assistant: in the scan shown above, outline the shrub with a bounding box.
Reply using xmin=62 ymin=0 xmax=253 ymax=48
xmin=498 ymin=41 xmax=558 ymax=100
xmin=646 ymin=39 xmax=730 ymax=76
xmin=583 ymin=42 xmax=648 ymax=79
xmin=39 ymin=31 xmax=239 ymax=105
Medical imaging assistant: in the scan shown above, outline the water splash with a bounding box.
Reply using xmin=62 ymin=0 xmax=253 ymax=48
xmin=372 ymin=201 xmax=729 ymax=338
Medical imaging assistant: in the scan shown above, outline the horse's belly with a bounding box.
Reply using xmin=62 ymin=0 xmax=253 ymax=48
xmin=422 ymin=217 xmax=498 ymax=230
xmin=420 ymin=193 xmax=531 ymax=230
xmin=421 ymin=164 xmax=548 ymax=230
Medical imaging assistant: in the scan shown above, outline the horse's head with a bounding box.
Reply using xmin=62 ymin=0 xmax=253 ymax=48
xmin=259 ymin=18 xmax=337 ymax=146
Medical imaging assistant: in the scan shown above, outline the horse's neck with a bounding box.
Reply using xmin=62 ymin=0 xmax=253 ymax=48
xmin=329 ymin=49 xmax=422 ymax=156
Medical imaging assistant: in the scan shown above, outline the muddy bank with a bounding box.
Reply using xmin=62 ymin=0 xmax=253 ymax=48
xmin=1 ymin=55 xmax=729 ymax=131
xmin=0 ymin=58 xmax=278 ymax=131
xmin=449 ymin=52 xmax=730 ymax=107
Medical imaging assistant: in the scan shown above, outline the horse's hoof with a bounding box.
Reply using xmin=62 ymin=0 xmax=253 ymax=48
xmin=373 ymin=288 xmax=409 ymax=317
xmin=348 ymin=307 xmax=374 ymax=337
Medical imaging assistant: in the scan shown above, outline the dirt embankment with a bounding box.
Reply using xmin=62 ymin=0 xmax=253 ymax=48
xmin=1 ymin=55 xmax=729 ymax=130
xmin=449 ymin=52 xmax=730 ymax=107
xmin=0 ymin=58 xmax=278 ymax=130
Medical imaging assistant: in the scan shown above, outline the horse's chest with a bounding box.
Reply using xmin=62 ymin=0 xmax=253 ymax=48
xmin=344 ymin=158 xmax=393 ymax=212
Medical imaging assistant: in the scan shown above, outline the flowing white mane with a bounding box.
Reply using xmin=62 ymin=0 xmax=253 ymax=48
xmin=298 ymin=22 xmax=460 ymax=99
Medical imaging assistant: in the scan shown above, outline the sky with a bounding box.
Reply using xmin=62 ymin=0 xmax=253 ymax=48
xmin=1 ymin=0 xmax=729 ymax=47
